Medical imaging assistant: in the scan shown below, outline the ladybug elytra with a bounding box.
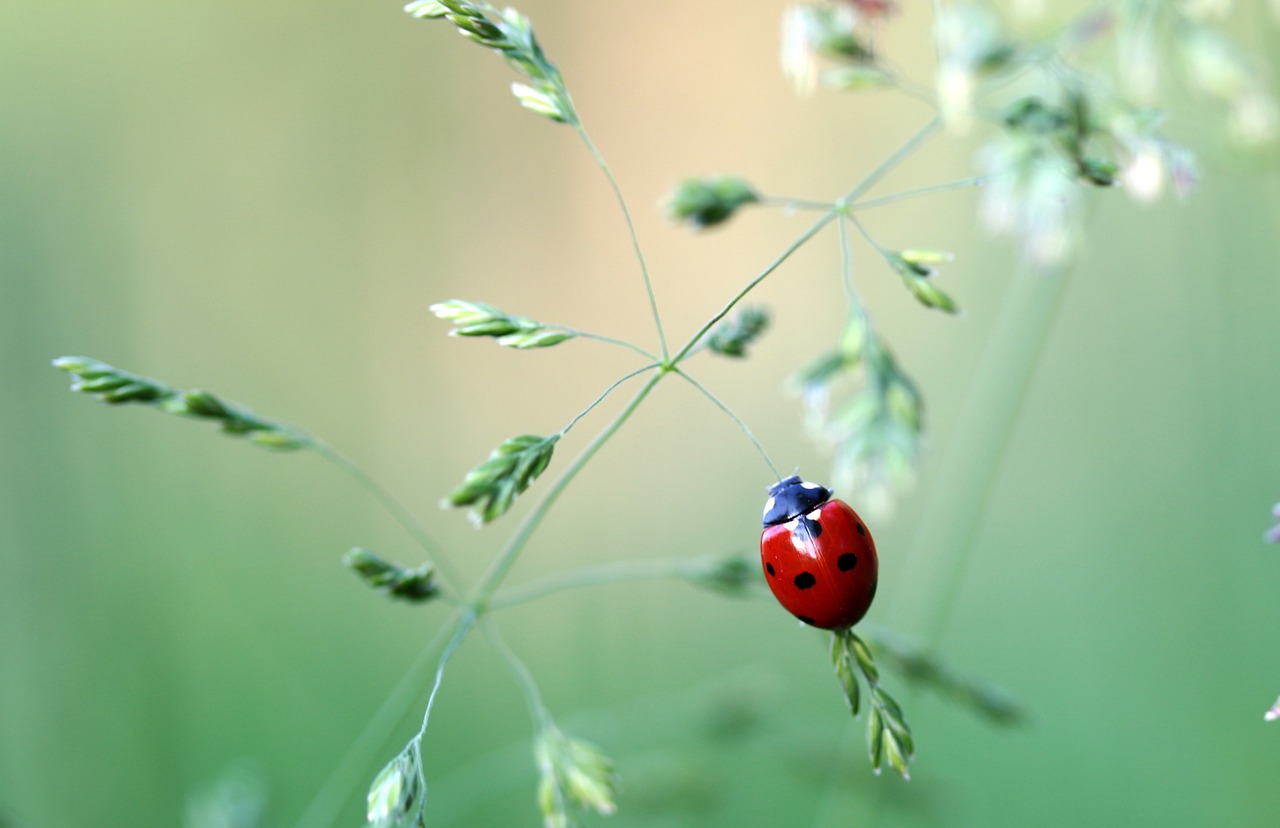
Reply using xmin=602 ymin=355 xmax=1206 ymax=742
xmin=760 ymin=475 xmax=878 ymax=630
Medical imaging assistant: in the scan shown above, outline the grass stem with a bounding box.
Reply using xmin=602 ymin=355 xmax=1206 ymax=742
xmin=576 ymin=125 xmax=669 ymax=361
xmin=312 ymin=440 xmax=463 ymax=596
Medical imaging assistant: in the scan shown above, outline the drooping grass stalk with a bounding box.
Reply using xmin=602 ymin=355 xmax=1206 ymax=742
xmin=836 ymin=215 xmax=878 ymax=348
xmin=485 ymin=617 xmax=619 ymax=825
xmin=291 ymin=609 xmax=463 ymax=828
xmin=557 ymin=327 xmax=660 ymax=361
xmin=575 ymin=125 xmax=669 ymax=362
xmin=837 ymin=214 xmax=858 ymax=304
xmin=848 ymin=212 xmax=894 ymax=257
xmin=672 ymin=368 xmax=782 ymax=479
xmin=557 ymin=363 xmax=660 ymax=439
xmin=483 ymin=618 xmax=552 ymax=728
xmin=417 ymin=611 xmax=479 ymax=738
xmin=311 ymin=440 xmax=464 ymax=595
xmin=298 ymin=610 xmax=479 ymax=828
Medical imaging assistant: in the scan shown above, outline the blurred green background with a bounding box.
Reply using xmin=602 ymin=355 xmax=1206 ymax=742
xmin=4 ymin=2 xmax=1280 ymax=826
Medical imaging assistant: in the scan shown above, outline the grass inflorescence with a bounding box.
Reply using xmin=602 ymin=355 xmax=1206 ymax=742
xmin=51 ymin=1 xmax=1279 ymax=824
xmin=53 ymin=356 xmax=310 ymax=450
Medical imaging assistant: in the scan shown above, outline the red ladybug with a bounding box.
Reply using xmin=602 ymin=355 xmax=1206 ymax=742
xmin=760 ymin=475 xmax=878 ymax=630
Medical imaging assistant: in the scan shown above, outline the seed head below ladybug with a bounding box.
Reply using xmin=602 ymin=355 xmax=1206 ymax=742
xmin=760 ymin=475 xmax=878 ymax=630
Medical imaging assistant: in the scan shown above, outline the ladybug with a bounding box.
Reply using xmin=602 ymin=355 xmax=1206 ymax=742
xmin=760 ymin=475 xmax=878 ymax=630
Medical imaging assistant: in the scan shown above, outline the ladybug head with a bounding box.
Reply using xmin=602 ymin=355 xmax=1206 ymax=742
xmin=761 ymin=475 xmax=832 ymax=526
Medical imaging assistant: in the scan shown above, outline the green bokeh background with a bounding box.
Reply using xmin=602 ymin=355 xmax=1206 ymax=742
xmin=4 ymin=2 xmax=1280 ymax=826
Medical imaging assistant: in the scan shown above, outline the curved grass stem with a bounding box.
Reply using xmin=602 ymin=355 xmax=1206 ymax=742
xmin=837 ymin=215 xmax=859 ymax=306
xmin=673 ymin=368 xmax=781 ymax=479
xmin=311 ymin=440 xmax=464 ymax=596
xmin=673 ymin=116 xmax=942 ymax=364
xmin=291 ymin=609 xmax=463 ymax=828
xmin=848 ymin=214 xmax=893 ymax=258
xmin=483 ymin=619 xmax=552 ymax=728
xmin=558 ymin=364 xmax=661 ymax=439
xmin=416 ymin=610 xmax=478 ymax=739
xmin=575 ymin=125 xmax=669 ymax=361
xmin=558 ymin=328 xmax=660 ymax=361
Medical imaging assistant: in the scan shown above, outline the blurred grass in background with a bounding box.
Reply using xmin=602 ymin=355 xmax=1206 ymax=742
xmin=3 ymin=1 xmax=1280 ymax=826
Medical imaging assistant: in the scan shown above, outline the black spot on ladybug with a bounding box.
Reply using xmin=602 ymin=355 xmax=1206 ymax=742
xmin=794 ymin=572 xmax=816 ymax=590
xmin=797 ymin=615 xmax=816 ymax=626
xmin=837 ymin=553 xmax=857 ymax=571
xmin=765 ymin=563 xmax=776 ymax=577
xmin=855 ymin=522 xmax=866 ymax=536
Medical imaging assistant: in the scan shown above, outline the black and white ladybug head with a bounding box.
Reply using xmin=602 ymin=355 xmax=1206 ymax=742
xmin=761 ymin=475 xmax=832 ymax=526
